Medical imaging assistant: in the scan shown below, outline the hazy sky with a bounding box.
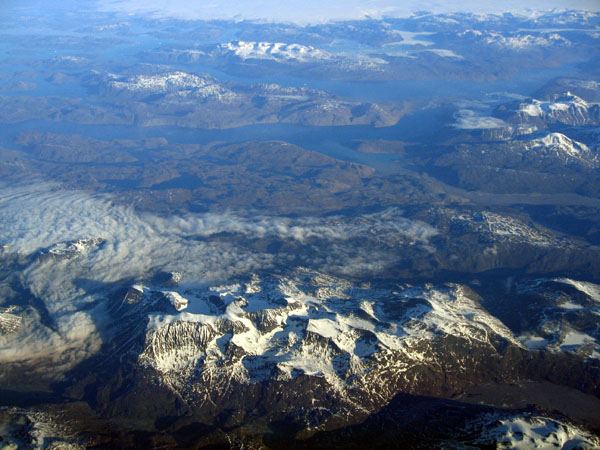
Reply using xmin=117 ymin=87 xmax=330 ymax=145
xmin=98 ymin=0 xmax=600 ymax=23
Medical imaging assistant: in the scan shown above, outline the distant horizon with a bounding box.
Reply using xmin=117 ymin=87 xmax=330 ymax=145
xmin=96 ymin=0 xmax=600 ymax=24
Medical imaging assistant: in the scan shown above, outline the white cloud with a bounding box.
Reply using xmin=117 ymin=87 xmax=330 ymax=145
xmin=0 ymin=183 xmax=436 ymax=265
xmin=454 ymin=109 xmax=509 ymax=129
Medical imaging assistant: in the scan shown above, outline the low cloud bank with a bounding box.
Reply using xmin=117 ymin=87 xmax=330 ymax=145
xmin=1 ymin=183 xmax=437 ymax=281
xmin=453 ymin=109 xmax=508 ymax=130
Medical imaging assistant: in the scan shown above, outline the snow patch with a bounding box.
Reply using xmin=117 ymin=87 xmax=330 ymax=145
xmin=555 ymin=278 xmax=600 ymax=302
xmin=476 ymin=414 xmax=600 ymax=449
xmin=518 ymin=334 xmax=549 ymax=350
xmin=561 ymin=331 xmax=594 ymax=348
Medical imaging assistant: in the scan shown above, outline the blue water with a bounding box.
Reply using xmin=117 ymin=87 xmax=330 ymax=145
xmin=0 ymin=118 xmax=423 ymax=173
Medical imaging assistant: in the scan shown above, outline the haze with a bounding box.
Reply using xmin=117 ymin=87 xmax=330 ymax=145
xmin=98 ymin=0 xmax=600 ymax=23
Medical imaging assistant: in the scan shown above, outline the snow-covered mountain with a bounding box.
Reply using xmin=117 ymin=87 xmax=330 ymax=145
xmin=212 ymin=40 xmax=387 ymax=71
xmin=447 ymin=210 xmax=562 ymax=247
xmin=136 ymin=271 xmax=517 ymax=386
xmin=102 ymin=70 xmax=320 ymax=100
xmin=455 ymin=413 xmax=600 ymax=449
xmin=516 ymin=278 xmax=600 ymax=360
xmin=105 ymin=71 xmax=238 ymax=101
xmin=530 ymin=132 xmax=598 ymax=167
xmin=87 ymin=268 xmax=529 ymax=429
xmin=89 ymin=70 xmax=405 ymax=127
xmin=498 ymin=92 xmax=600 ymax=127
xmin=108 ymin=71 xmax=211 ymax=93
xmin=460 ymin=29 xmax=571 ymax=50
xmin=536 ymin=78 xmax=600 ymax=103
xmin=433 ymin=131 xmax=599 ymax=195
xmin=448 ymin=131 xmax=599 ymax=169
xmin=216 ymin=41 xmax=333 ymax=63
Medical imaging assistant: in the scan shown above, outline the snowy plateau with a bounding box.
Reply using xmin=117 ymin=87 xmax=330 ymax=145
xmin=132 ymin=271 xmax=517 ymax=393
xmin=87 ymin=268 xmax=600 ymax=431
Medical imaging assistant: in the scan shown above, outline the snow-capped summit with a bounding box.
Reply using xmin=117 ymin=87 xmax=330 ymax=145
xmin=531 ymin=132 xmax=596 ymax=165
xmin=217 ymin=41 xmax=332 ymax=62
xmin=538 ymin=132 xmax=587 ymax=151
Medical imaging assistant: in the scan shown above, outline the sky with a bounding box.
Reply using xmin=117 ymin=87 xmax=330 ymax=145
xmin=97 ymin=0 xmax=600 ymax=23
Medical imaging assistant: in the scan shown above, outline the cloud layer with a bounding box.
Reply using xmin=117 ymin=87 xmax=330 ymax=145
xmin=454 ymin=109 xmax=509 ymax=130
xmin=0 ymin=183 xmax=436 ymax=278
